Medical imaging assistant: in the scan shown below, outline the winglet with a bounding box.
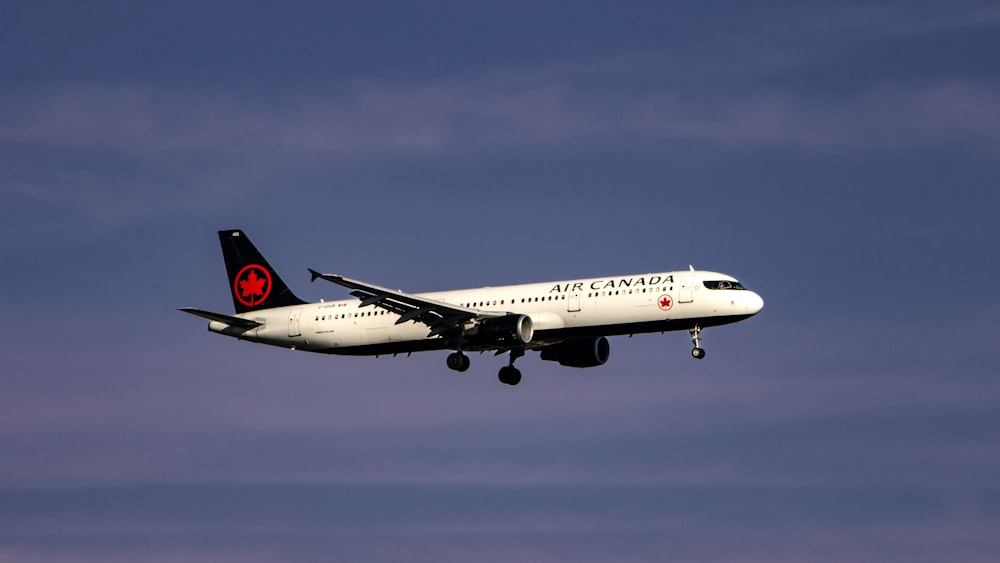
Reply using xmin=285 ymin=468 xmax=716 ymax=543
xmin=309 ymin=269 xmax=346 ymax=284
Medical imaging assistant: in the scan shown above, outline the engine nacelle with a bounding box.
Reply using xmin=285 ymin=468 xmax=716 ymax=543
xmin=540 ymin=336 xmax=610 ymax=368
xmin=465 ymin=314 xmax=534 ymax=347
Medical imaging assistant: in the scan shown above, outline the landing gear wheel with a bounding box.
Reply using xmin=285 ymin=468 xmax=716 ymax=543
xmin=498 ymin=348 xmax=525 ymax=386
xmin=689 ymin=325 xmax=705 ymax=360
xmin=498 ymin=366 xmax=522 ymax=386
xmin=447 ymin=352 xmax=470 ymax=372
xmin=509 ymin=368 xmax=522 ymax=386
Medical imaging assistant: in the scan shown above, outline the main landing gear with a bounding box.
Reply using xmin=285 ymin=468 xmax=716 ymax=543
xmin=689 ymin=325 xmax=706 ymax=359
xmin=446 ymin=351 xmax=470 ymax=372
xmin=446 ymin=349 xmax=523 ymax=386
xmin=498 ymin=348 xmax=524 ymax=386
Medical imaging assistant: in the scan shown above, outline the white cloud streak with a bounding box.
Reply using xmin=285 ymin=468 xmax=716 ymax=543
xmin=2 ymin=73 xmax=997 ymax=239
xmin=3 ymin=76 xmax=999 ymax=160
xmin=2 ymin=1 xmax=999 ymax=234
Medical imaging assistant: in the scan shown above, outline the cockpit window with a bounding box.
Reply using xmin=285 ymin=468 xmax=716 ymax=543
xmin=703 ymin=280 xmax=746 ymax=290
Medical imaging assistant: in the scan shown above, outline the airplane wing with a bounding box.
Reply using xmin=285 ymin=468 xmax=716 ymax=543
xmin=309 ymin=269 xmax=498 ymax=337
xmin=178 ymin=307 xmax=262 ymax=330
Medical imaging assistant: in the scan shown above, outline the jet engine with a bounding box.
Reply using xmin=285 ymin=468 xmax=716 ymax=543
xmin=540 ymin=336 xmax=610 ymax=368
xmin=465 ymin=314 xmax=534 ymax=346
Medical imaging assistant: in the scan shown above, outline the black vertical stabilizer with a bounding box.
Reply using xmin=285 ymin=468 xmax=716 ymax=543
xmin=218 ymin=230 xmax=306 ymax=314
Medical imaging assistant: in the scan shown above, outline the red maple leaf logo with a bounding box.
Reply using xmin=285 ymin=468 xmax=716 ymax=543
xmin=234 ymin=264 xmax=272 ymax=307
xmin=658 ymin=295 xmax=672 ymax=310
xmin=240 ymin=271 xmax=267 ymax=300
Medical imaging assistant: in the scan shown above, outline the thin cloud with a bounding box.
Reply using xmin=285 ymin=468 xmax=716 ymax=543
xmin=2 ymin=74 xmax=998 ymax=240
xmin=1 ymin=479 xmax=998 ymax=563
xmin=3 ymin=2 xmax=1000 ymax=233
xmin=2 ymin=315 xmax=997 ymax=490
xmin=3 ymin=77 xmax=999 ymax=159
xmin=4 ymin=4 xmax=1000 ymax=236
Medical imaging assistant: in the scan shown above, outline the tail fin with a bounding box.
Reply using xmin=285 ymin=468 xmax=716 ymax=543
xmin=218 ymin=229 xmax=306 ymax=313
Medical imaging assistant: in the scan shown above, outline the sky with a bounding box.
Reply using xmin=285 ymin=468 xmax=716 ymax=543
xmin=1 ymin=1 xmax=999 ymax=561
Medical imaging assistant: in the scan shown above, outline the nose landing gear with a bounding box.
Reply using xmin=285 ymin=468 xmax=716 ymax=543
xmin=689 ymin=325 xmax=706 ymax=359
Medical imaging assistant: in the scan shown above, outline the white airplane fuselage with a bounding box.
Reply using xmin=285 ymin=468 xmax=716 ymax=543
xmin=210 ymin=269 xmax=763 ymax=356
xmin=182 ymin=230 xmax=763 ymax=385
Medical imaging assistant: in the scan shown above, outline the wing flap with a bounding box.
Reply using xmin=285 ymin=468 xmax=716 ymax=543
xmin=309 ymin=269 xmax=490 ymax=336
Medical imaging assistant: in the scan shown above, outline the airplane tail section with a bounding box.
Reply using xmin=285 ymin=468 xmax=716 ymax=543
xmin=218 ymin=229 xmax=306 ymax=313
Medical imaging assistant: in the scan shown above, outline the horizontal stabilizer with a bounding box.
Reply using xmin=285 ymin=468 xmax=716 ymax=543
xmin=178 ymin=307 xmax=262 ymax=329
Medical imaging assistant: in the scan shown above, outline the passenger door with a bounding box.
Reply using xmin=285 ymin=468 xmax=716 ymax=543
xmin=678 ymin=275 xmax=695 ymax=303
xmin=567 ymin=292 xmax=581 ymax=312
xmin=287 ymin=308 xmax=303 ymax=337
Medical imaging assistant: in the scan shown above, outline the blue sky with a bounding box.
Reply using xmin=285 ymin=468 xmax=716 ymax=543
xmin=2 ymin=1 xmax=999 ymax=561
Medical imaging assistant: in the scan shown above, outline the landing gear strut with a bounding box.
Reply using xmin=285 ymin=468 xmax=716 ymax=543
xmin=446 ymin=351 xmax=470 ymax=372
xmin=498 ymin=348 xmax=524 ymax=386
xmin=689 ymin=325 xmax=706 ymax=359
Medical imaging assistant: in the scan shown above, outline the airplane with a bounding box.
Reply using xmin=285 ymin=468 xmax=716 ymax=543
xmin=180 ymin=230 xmax=764 ymax=386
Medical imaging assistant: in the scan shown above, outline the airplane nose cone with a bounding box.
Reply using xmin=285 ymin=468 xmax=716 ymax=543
xmin=747 ymin=291 xmax=764 ymax=315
